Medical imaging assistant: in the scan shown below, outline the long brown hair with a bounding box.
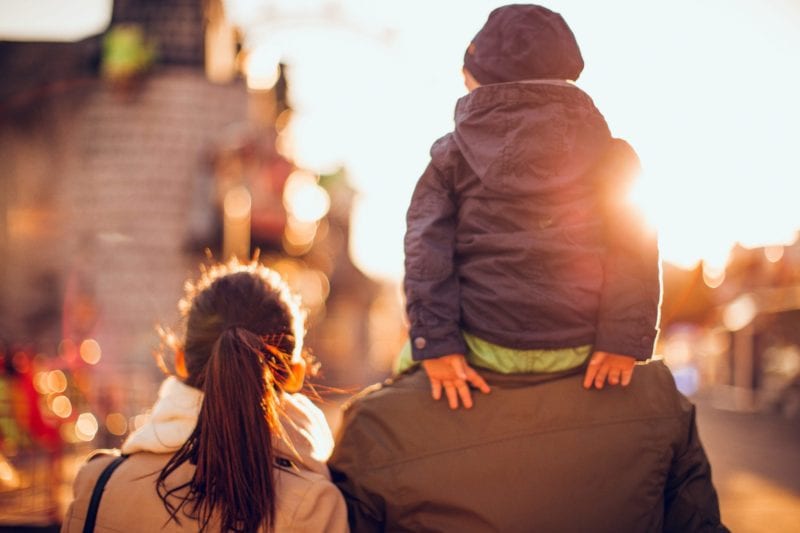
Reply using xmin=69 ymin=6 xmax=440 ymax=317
xmin=156 ymin=261 xmax=305 ymax=532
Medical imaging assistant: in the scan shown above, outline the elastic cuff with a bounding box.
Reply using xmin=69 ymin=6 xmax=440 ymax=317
xmin=409 ymin=331 xmax=468 ymax=361
xmin=594 ymin=326 xmax=658 ymax=361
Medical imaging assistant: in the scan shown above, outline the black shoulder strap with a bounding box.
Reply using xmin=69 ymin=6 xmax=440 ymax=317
xmin=82 ymin=454 xmax=129 ymax=533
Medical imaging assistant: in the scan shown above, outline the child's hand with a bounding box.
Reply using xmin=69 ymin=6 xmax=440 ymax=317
xmin=583 ymin=351 xmax=636 ymax=390
xmin=422 ymin=354 xmax=491 ymax=410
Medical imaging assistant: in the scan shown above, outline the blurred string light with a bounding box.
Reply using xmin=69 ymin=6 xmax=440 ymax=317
xmin=281 ymin=170 xmax=331 ymax=256
xmin=701 ymin=260 xmax=726 ymax=289
xmin=283 ymin=216 xmax=319 ymax=255
xmin=275 ymin=125 xmax=297 ymax=160
xmin=244 ymin=44 xmax=280 ymax=90
xmin=33 ymin=370 xmax=68 ymax=394
xmin=702 ymin=241 xmax=734 ymax=281
xmin=50 ymin=395 xmax=73 ymax=419
xmin=79 ymin=339 xmax=102 ymax=365
xmin=75 ymin=412 xmax=99 ymax=442
xmin=283 ymin=170 xmax=330 ymax=223
xmin=722 ymin=294 xmax=758 ymax=332
xmin=33 ymin=372 xmax=50 ymax=395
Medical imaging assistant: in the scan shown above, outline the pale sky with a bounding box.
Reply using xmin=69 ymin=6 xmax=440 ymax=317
xmin=3 ymin=0 xmax=799 ymax=280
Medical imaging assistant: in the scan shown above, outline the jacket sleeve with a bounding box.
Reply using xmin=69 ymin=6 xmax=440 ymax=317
xmin=593 ymin=139 xmax=662 ymax=360
xmin=663 ymin=398 xmax=729 ymax=532
xmin=404 ymin=136 xmax=467 ymax=360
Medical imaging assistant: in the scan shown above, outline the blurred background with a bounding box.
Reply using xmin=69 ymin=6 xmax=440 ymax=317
xmin=0 ymin=0 xmax=798 ymax=531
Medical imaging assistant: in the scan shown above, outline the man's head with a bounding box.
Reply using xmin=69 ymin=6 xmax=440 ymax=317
xmin=463 ymin=4 xmax=584 ymax=85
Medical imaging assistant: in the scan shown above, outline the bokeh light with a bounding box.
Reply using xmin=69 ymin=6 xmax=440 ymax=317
xmin=46 ymin=370 xmax=68 ymax=393
xmin=283 ymin=170 xmax=330 ymax=224
xmin=50 ymin=395 xmax=73 ymax=419
xmin=33 ymin=372 xmax=50 ymax=394
xmin=702 ymin=264 xmax=726 ymax=289
xmin=722 ymin=294 xmax=758 ymax=332
xmin=75 ymin=413 xmax=99 ymax=442
xmin=283 ymin=216 xmax=318 ymax=256
xmin=223 ymin=185 xmax=253 ymax=220
xmin=244 ymin=43 xmax=280 ymax=90
xmin=79 ymin=339 xmax=102 ymax=365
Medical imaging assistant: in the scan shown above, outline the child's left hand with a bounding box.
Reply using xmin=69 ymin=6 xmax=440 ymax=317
xmin=583 ymin=351 xmax=636 ymax=389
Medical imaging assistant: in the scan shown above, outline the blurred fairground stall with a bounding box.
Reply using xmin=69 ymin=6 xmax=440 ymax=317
xmin=1 ymin=0 xmax=799 ymax=530
xmin=658 ymin=243 xmax=800 ymax=416
xmin=0 ymin=0 xmax=402 ymax=527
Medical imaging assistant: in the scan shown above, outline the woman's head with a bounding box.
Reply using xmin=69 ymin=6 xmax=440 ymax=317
xmin=158 ymin=261 xmax=308 ymax=532
xmin=177 ymin=262 xmax=306 ymax=392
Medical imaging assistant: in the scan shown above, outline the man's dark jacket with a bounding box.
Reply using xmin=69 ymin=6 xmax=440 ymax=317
xmin=329 ymin=362 xmax=727 ymax=533
xmin=404 ymin=80 xmax=660 ymax=361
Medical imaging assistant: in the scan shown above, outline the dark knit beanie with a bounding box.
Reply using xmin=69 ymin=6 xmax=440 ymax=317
xmin=463 ymin=4 xmax=584 ymax=84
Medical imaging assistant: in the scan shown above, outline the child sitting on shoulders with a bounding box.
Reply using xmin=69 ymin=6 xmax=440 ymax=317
xmin=401 ymin=4 xmax=661 ymax=409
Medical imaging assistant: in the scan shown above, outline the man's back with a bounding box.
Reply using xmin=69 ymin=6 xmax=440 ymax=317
xmin=329 ymin=361 xmax=726 ymax=532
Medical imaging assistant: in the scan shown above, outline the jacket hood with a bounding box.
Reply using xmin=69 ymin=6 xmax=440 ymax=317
xmin=451 ymin=80 xmax=611 ymax=193
xmin=121 ymin=376 xmax=333 ymax=478
xmin=464 ymin=4 xmax=584 ymax=84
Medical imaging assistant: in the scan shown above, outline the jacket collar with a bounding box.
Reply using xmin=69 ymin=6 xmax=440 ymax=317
xmin=121 ymin=376 xmax=333 ymax=478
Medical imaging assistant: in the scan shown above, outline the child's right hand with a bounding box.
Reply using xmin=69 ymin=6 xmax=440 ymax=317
xmin=583 ymin=351 xmax=636 ymax=389
xmin=422 ymin=354 xmax=491 ymax=410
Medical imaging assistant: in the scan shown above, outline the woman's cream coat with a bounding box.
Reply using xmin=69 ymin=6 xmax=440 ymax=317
xmin=62 ymin=377 xmax=348 ymax=532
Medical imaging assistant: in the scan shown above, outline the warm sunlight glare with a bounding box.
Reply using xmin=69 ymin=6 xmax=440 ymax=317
xmin=229 ymin=1 xmax=800 ymax=280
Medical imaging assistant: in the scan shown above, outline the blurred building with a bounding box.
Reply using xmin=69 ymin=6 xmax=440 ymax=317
xmin=0 ymin=1 xmax=382 ymax=526
xmin=659 ymin=236 xmax=800 ymax=414
xmin=1 ymin=0 xmax=249 ymax=375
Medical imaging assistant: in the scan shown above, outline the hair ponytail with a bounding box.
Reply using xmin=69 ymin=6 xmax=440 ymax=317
xmin=156 ymin=263 xmax=306 ymax=532
xmin=157 ymin=327 xmax=279 ymax=532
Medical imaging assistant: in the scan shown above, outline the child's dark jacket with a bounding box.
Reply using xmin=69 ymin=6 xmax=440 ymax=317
xmin=404 ymin=80 xmax=660 ymax=361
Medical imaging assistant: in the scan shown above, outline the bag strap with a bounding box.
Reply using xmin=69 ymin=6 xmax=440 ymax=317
xmin=83 ymin=454 xmax=129 ymax=533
